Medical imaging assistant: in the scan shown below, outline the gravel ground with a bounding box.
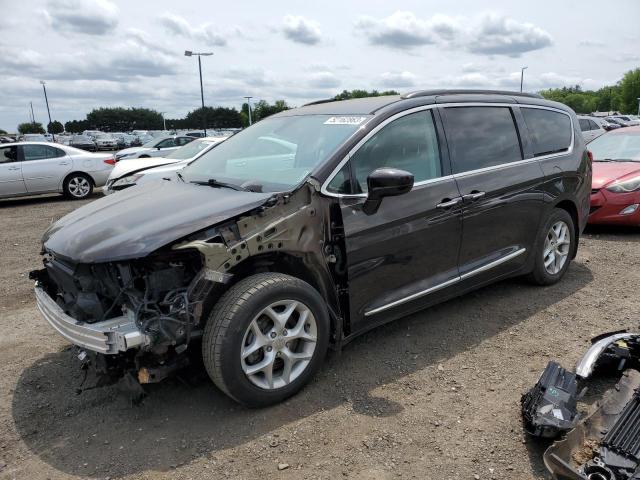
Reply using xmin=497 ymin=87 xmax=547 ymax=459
xmin=1 ymin=193 xmax=639 ymax=480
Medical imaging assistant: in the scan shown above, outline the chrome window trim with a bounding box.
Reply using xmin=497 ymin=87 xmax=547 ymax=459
xmin=320 ymin=102 xmax=575 ymax=198
xmin=364 ymin=247 xmax=526 ymax=316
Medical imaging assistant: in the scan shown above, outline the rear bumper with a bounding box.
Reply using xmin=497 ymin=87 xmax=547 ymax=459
xmin=35 ymin=284 xmax=148 ymax=354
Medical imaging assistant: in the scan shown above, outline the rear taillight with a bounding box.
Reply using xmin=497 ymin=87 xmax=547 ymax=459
xmin=587 ymin=150 xmax=593 ymax=163
xmin=104 ymin=158 xmax=116 ymax=166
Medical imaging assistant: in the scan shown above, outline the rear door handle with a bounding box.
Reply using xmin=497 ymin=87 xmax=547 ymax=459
xmin=436 ymin=197 xmax=463 ymax=209
xmin=8 ymin=166 xmax=20 ymax=171
xmin=462 ymin=191 xmax=486 ymax=202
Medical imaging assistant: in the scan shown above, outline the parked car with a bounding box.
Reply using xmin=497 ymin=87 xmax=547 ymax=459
xmin=115 ymin=135 xmax=195 ymax=161
xmin=0 ymin=136 xmax=15 ymax=143
xmin=94 ymin=134 xmax=118 ymax=151
xmin=104 ymin=136 xmax=228 ymax=194
xmin=20 ymin=134 xmax=48 ymax=142
xmin=606 ymin=117 xmax=629 ymax=128
xmin=82 ymin=130 xmax=102 ymax=139
xmin=598 ymin=118 xmax=622 ymax=131
xmin=32 ymin=90 xmax=590 ymax=407
xmin=0 ymin=142 xmax=114 ymax=199
xmin=578 ymin=115 xmax=606 ymax=143
xmin=69 ymin=135 xmax=97 ymax=151
xmin=588 ymin=126 xmax=640 ymax=225
xmin=186 ymin=131 xmax=206 ymax=138
xmin=609 ymin=115 xmax=640 ymax=127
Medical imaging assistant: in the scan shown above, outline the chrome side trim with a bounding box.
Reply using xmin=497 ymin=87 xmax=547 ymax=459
xmin=35 ymin=285 xmax=148 ymax=354
xmin=364 ymin=247 xmax=526 ymax=316
xmin=321 ymin=102 xmax=574 ymax=199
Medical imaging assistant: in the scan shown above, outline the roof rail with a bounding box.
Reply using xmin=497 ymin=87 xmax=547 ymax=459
xmin=401 ymin=89 xmax=543 ymax=100
xmin=302 ymin=98 xmax=337 ymax=107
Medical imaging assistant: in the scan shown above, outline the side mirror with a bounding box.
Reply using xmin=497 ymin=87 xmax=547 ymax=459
xmin=362 ymin=168 xmax=414 ymax=215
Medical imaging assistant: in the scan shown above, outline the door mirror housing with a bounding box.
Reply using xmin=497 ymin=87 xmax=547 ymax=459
xmin=362 ymin=168 xmax=414 ymax=215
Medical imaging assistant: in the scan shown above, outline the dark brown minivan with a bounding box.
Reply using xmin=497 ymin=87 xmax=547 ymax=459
xmin=32 ymin=90 xmax=591 ymax=406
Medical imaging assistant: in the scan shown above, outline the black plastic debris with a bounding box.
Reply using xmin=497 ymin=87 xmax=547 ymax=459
xmin=521 ymin=361 xmax=580 ymax=438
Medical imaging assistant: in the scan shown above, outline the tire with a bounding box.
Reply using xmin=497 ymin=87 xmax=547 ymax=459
xmin=527 ymin=208 xmax=575 ymax=286
xmin=63 ymin=173 xmax=93 ymax=199
xmin=202 ymin=273 xmax=330 ymax=407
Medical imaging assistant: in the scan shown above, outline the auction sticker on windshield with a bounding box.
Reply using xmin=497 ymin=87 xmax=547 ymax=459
xmin=324 ymin=116 xmax=368 ymax=125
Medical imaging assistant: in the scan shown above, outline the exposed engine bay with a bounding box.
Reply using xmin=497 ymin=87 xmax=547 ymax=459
xmin=522 ymin=332 xmax=640 ymax=480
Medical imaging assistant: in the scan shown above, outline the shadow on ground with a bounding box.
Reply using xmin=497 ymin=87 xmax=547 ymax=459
xmin=583 ymin=224 xmax=640 ymax=242
xmin=0 ymin=192 xmax=100 ymax=208
xmin=12 ymin=263 xmax=593 ymax=478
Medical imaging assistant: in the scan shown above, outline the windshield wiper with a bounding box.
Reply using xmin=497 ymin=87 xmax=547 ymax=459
xmin=191 ymin=178 xmax=248 ymax=191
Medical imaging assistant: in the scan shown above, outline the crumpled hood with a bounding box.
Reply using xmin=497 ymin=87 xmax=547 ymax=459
xmin=116 ymin=146 xmax=146 ymax=157
xmin=43 ymin=180 xmax=273 ymax=263
xmin=592 ymin=162 xmax=640 ymax=189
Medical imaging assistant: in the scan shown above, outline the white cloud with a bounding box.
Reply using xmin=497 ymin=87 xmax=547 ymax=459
xmin=159 ymin=13 xmax=227 ymax=46
xmin=355 ymin=11 xmax=552 ymax=57
xmin=380 ymin=71 xmax=417 ymax=88
xmin=308 ymin=71 xmax=340 ymax=89
xmin=43 ymin=0 xmax=119 ymax=35
xmin=282 ymin=15 xmax=323 ymax=45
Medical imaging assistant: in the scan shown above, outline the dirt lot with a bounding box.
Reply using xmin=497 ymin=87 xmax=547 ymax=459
xmin=1 ymin=193 xmax=639 ymax=480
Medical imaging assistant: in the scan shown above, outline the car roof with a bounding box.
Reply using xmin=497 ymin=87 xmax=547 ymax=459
xmin=608 ymin=125 xmax=640 ymax=134
xmin=274 ymin=89 xmax=565 ymax=118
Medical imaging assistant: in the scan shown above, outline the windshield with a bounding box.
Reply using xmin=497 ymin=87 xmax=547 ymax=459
xmin=182 ymin=115 xmax=368 ymax=192
xmin=589 ymin=132 xmax=640 ymax=161
xmin=166 ymin=139 xmax=217 ymax=159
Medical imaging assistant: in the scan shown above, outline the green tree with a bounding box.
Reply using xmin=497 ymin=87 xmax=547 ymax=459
xmin=0 ymin=129 xmax=7 ymax=135
xmin=619 ymin=68 xmax=640 ymax=114
xmin=48 ymin=120 xmax=64 ymax=134
xmin=85 ymin=107 xmax=164 ymax=131
xmin=17 ymin=122 xmax=45 ymax=134
xmin=241 ymin=100 xmax=290 ymax=126
xmin=184 ymin=106 xmax=243 ymax=129
xmin=64 ymin=119 xmax=90 ymax=133
xmin=334 ymin=89 xmax=399 ymax=100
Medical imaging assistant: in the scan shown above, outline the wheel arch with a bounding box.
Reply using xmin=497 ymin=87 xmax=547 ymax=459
xmin=220 ymin=252 xmax=342 ymax=345
xmin=62 ymin=170 xmax=96 ymax=190
xmin=553 ymin=198 xmax=580 ymax=259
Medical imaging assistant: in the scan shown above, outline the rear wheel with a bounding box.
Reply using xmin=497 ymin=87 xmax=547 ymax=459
xmin=63 ymin=173 xmax=93 ymax=199
xmin=527 ymin=208 xmax=574 ymax=285
xmin=202 ymin=273 xmax=330 ymax=407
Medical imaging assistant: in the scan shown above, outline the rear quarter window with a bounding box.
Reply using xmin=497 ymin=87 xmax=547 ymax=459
xmin=522 ymin=108 xmax=572 ymax=157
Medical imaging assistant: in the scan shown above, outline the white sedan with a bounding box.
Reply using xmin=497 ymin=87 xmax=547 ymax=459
xmin=0 ymin=142 xmax=114 ymax=200
xmin=104 ymin=136 xmax=227 ymax=194
xmin=115 ymin=135 xmax=195 ymax=161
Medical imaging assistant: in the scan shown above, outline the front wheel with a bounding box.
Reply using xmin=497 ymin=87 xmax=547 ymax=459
xmin=63 ymin=173 xmax=93 ymax=199
xmin=202 ymin=273 xmax=330 ymax=407
xmin=527 ymin=208 xmax=575 ymax=285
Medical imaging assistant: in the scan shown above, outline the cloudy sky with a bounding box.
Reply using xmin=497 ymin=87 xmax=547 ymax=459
xmin=1 ymin=0 xmax=639 ymax=131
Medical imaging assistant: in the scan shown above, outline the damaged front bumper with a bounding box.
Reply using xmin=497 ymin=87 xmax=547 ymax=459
xmin=35 ymin=284 xmax=148 ymax=354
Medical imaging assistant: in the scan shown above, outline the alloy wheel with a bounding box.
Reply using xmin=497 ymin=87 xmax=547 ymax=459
xmin=543 ymin=220 xmax=571 ymax=275
xmin=241 ymin=300 xmax=317 ymax=390
xmin=67 ymin=176 xmax=91 ymax=198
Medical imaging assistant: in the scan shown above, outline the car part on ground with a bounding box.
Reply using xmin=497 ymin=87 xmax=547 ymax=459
xmin=522 ymin=332 xmax=640 ymax=479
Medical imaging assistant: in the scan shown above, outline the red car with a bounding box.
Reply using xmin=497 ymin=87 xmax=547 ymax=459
xmin=589 ymin=126 xmax=640 ymax=226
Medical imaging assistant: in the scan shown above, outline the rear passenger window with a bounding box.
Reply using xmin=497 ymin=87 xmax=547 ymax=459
xmin=444 ymin=107 xmax=522 ymax=173
xmin=579 ymin=119 xmax=590 ymax=131
xmin=348 ymin=110 xmax=441 ymax=194
xmin=522 ymin=108 xmax=572 ymax=157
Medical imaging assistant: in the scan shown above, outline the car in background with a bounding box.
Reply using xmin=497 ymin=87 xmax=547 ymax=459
xmin=0 ymin=136 xmax=15 ymax=144
xmin=115 ymin=135 xmax=195 ymax=161
xmin=605 ymin=117 xmax=629 ymax=128
xmin=609 ymin=115 xmax=640 ymax=127
xmin=82 ymin=130 xmax=102 ymax=140
xmin=0 ymin=142 xmax=114 ymax=199
xmin=598 ymin=118 xmax=622 ymax=131
xmin=186 ymin=131 xmax=206 ymax=138
xmin=69 ymin=135 xmax=97 ymax=151
xmin=578 ymin=116 xmax=606 ymax=143
xmin=589 ymin=126 xmax=640 ymax=226
xmin=104 ymin=136 xmax=228 ymax=194
xmin=95 ymin=134 xmax=118 ymax=151
xmin=20 ymin=134 xmax=49 ymax=142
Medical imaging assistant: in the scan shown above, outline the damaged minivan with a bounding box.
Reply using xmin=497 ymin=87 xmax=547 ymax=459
xmin=32 ymin=90 xmax=591 ymax=407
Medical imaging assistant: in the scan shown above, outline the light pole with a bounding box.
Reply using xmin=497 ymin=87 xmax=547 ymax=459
xmin=637 ymin=97 xmax=640 ymax=116
xmin=244 ymin=96 xmax=253 ymax=126
xmin=520 ymin=66 xmax=528 ymax=93
xmin=160 ymin=112 xmax=167 ymax=131
xmin=40 ymin=81 xmax=54 ymax=140
xmin=184 ymin=50 xmax=213 ymax=136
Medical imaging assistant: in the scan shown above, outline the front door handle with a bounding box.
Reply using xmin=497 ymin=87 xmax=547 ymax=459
xmin=436 ymin=197 xmax=463 ymax=209
xmin=7 ymin=166 xmax=20 ymax=171
xmin=462 ymin=191 xmax=486 ymax=202
xmin=59 ymin=161 xmax=70 ymax=166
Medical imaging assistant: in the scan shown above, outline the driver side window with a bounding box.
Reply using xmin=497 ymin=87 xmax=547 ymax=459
xmin=328 ymin=110 xmax=442 ymax=194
